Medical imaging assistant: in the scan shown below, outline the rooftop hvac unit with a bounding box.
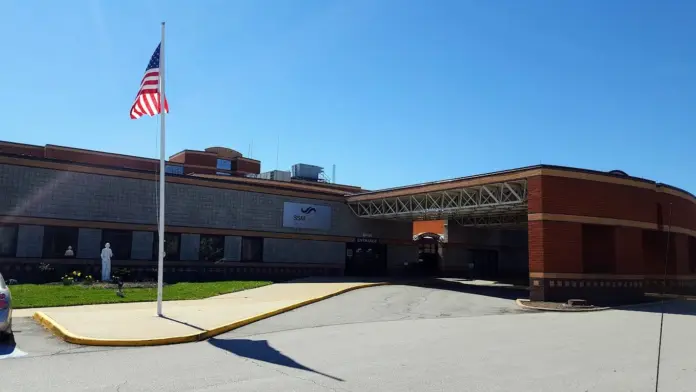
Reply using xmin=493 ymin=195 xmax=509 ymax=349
xmin=258 ymin=170 xmax=291 ymax=182
xmin=291 ymin=163 xmax=324 ymax=181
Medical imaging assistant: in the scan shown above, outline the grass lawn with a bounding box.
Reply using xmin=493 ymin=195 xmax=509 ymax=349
xmin=10 ymin=280 xmax=272 ymax=309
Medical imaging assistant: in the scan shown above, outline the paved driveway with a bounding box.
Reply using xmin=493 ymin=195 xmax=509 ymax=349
xmin=225 ymin=283 xmax=527 ymax=337
xmin=2 ymin=284 xmax=695 ymax=392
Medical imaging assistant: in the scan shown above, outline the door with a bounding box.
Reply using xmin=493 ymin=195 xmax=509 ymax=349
xmin=471 ymin=249 xmax=499 ymax=280
xmin=345 ymin=243 xmax=387 ymax=277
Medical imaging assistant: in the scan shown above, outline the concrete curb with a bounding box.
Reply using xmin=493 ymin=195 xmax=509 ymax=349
xmin=33 ymin=282 xmax=389 ymax=347
xmin=515 ymin=299 xmax=609 ymax=312
xmin=515 ymin=298 xmax=678 ymax=313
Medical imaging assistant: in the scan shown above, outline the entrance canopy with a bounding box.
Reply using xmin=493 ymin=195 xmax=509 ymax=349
xmin=347 ymin=174 xmax=529 ymax=227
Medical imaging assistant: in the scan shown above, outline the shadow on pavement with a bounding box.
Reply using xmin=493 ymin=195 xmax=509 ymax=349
xmin=296 ymin=276 xmax=527 ymax=301
xmin=617 ymin=299 xmax=696 ymax=316
xmin=404 ymin=278 xmax=527 ymax=301
xmin=159 ymin=315 xmax=206 ymax=331
xmin=0 ymin=338 xmax=16 ymax=356
xmin=208 ymin=338 xmax=344 ymax=382
xmin=0 ymin=334 xmax=27 ymax=359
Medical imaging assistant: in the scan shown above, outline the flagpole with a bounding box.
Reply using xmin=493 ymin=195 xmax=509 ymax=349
xmin=156 ymin=21 xmax=166 ymax=317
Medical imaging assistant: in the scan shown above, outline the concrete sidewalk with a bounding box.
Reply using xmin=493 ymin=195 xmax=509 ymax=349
xmin=29 ymin=280 xmax=386 ymax=346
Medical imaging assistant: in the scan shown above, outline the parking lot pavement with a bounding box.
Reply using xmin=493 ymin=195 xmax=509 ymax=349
xmin=1 ymin=283 xmax=523 ymax=359
xmin=0 ymin=317 xmax=122 ymax=360
xmin=224 ymin=283 xmax=529 ymax=338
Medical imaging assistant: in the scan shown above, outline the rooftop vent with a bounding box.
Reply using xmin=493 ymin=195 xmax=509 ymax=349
xmin=258 ymin=170 xmax=291 ymax=182
xmin=291 ymin=163 xmax=324 ymax=182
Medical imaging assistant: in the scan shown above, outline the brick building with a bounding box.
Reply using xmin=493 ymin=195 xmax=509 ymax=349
xmin=1 ymin=140 xmax=694 ymax=303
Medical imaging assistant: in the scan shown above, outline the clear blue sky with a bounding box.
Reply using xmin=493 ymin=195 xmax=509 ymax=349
xmin=1 ymin=0 xmax=694 ymax=192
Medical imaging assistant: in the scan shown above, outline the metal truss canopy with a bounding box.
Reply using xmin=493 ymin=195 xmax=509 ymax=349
xmin=347 ymin=180 xmax=528 ymax=225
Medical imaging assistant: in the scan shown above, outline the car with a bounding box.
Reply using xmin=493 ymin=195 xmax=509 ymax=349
xmin=0 ymin=273 xmax=12 ymax=340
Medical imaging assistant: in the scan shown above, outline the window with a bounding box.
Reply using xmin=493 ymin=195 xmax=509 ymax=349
xmin=165 ymin=164 xmax=184 ymax=175
xmin=0 ymin=225 xmax=17 ymax=257
xmin=153 ymin=232 xmax=181 ymax=261
xmin=241 ymin=237 xmax=263 ymax=262
xmin=101 ymin=230 xmax=133 ymax=260
xmin=216 ymin=159 xmax=231 ymax=170
xmin=419 ymin=243 xmax=437 ymax=254
xmin=43 ymin=226 xmax=79 ymax=258
xmin=199 ymin=235 xmax=225 ymax=261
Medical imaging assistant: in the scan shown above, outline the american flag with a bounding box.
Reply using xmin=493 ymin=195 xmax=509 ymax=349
xmin=130 ymin=43 xmax=169 ymax=119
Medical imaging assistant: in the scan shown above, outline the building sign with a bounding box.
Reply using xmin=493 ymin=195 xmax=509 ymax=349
xmin=355 ymin=237 xmax=379 ymax=244
xmin=282 ymin=202 xmax=332 ymax=230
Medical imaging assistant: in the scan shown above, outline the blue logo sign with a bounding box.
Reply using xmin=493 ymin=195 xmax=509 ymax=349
xmin=300 ymin=207 xmax=317 ymax=214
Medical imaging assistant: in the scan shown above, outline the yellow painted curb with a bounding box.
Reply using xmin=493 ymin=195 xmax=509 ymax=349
xmin=33 ymin=282 xmax=389 ymax=347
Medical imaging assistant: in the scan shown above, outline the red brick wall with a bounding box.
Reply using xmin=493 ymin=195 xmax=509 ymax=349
xmin=582 ymin=224 xmax=615 ymax=273
xmin=614 ymin=227 xmax=643 ymax=274
xmin=528 ymin=220 xmax=582 ymax=273
xmin=168 ymin=153 xmax=185 ymax=163
xmin=45 ymin=146 xmax=158 ymax=171
xmin=538 ymin=175 xmax=657 ymax=223
xmin=232 ymin=158 xmax=261 ymax=175
xmin=674 ymin=233 xmax=690 ymax=274
xmin=0 ymin=142 xmax=45 ymax=158
xmin=531 ymin=173 xmax=696 ymax=278
xmin=658 ymin=191 xmax=696 ymax=232
xmin=527 ymin=176 xmax=543 ymax=213
xmin=528 ymin=221 xmax=544 ymax=273
xmin=689 ymin=236 xmax=696 ymax=273
xmin=178 ymin=151 xmax=217 ymax=167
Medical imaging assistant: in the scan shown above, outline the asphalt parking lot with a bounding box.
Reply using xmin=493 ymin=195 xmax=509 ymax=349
xmin=1 ymin=282 xmax=526 ymax=359
xmin=0 ymin=317 xmax=124 ymax=360
xmin=225 ymin=282 xmax=528 ymax=338
xmin=6 ymin=284 xmax=695 ymax=391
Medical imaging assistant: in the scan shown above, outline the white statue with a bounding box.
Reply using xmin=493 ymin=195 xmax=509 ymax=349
xmin=101 ymin=243 xmax=113 ymax=281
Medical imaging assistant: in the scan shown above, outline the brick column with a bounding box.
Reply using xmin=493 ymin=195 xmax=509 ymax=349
xmin=529 ymin=220 xmax=582 ymax=301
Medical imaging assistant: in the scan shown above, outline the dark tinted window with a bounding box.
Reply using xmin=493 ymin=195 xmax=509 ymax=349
xmin=165 ymin=164 xmax=184 ymax=175
xmin=199 ymin=235 xmax=225 ymax=261
xmin=101 ymin=230 xmax=133 ymax=260
xmin=241 ymin=237 xmax=263 ymax=262
xmin=42 ymin=226 xmax=79 ymax=258
xmin=0 ymin=225 xmax=18 ymax=257
xmin=153 ymin=232 xmax=181 ymax=261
